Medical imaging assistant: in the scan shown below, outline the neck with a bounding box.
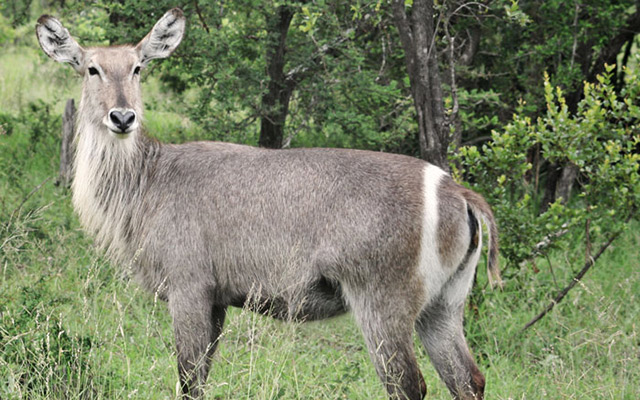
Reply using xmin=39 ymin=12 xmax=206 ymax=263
xmin=71 ymin=101 xmax=160 ymax=259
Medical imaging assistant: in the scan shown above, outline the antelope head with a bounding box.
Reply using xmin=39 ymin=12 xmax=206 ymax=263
xmin=36 ymin=9 xmax=186 ymax=138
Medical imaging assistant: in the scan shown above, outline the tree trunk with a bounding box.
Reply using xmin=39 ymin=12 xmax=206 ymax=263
xmin=257 ymin=3 xmax=380 ymax=149
xmin=56 ymin=99 xmax=75 ymax=188
xmin=541 ymin=161 xmax=580 ymax=213
xmin=258 ymin=5 xmax=296 ymax=149
xmin=555 ymin=163 xmax=579 ymax=204
xmin=391 ymin=0 xmax=450 ymax=170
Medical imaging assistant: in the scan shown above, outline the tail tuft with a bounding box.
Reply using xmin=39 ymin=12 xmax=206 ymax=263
xmin=462 ymin=189 xmax=503 ymax=289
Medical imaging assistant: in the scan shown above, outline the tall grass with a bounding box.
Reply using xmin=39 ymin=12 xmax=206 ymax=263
xmin=0 ymin=46 xmax=79 ymax=116
xmin=476 ymin=222 xmax=640 ymax=399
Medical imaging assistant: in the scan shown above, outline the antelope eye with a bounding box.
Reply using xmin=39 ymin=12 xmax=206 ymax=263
xmin=88 ymin=67 xmax=99 ymax=76
xmin=133 ymin=66 xmax=141 ymax=75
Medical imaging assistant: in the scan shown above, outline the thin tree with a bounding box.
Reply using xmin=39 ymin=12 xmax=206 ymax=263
xmin=259 ymin=5 xmax=296 ymax=149
xmin=391 ymin=0 xmax=450 ymax=170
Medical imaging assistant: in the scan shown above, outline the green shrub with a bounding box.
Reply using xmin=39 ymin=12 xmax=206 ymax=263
xmin=454 ymin=65 xmax=639 ymax=281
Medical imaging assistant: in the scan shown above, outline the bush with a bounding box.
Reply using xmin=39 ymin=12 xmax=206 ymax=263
xmin=454 ymin=65 xmax=639 ymax=280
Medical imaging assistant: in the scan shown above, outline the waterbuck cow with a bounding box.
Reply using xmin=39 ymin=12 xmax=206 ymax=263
xmin=37 ymin=8 xmax=502 ymax=400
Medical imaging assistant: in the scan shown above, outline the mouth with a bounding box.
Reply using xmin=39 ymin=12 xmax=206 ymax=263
xmin=108 ymin=127 xmax=133 ymax=136
xmin=105 ymin=126 xmax=135 ymax=139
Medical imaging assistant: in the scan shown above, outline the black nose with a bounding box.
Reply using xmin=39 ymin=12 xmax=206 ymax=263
xmin=109 ymin=110 xmax=136 ymax=132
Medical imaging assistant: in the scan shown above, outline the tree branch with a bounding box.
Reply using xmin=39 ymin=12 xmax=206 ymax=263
xmin=391 ymin=0 xmax=415 ymax=74
xmin=569 ymin=1 xmax=580 ymax=71
xmin=193 ymin=0 xmax=210 ymax=34
xmin=284 ymin=28 xmax=354 ymax=84
xmin=458 ymin=27 xmax=481 ymax=66
xmin=522 ymin=213 xmax=633 ymax=331
xmin=587 ymin=7 xmax=640 ymax=83
xmin=443 ymin=15 xmax=459 ymax=141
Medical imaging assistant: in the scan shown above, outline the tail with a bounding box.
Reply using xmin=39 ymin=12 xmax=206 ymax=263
xmin=462 ymin=189 xmax=503 ymax=289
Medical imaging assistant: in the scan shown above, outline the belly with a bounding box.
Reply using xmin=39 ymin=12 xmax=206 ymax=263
xmin=229 ymin=275 xmax=347 ymax=322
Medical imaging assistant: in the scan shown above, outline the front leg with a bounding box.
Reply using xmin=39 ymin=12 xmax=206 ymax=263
xmin=169 ymin=288 xmax=226 ymax=398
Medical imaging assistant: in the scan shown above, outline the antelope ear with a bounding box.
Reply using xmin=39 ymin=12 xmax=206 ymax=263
xmin=36 ymin=15 xmax=85 ymax=73
xmin=136 ymin=8 xmax=186 ymax=66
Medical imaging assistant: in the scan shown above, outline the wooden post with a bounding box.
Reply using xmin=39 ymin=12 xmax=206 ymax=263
xmin=57 ymin=98 xmax=75 ymax=187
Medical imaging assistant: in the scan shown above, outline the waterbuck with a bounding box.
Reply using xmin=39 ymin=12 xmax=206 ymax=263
xmin=37 ymin=8 xmax=502 ymax=400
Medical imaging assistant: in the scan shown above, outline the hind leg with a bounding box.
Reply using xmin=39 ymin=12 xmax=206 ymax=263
xmin=416 ymin=301 xmax=484 ymax=399
xmin=416 ymin=256 xmax=485 ymax=400
xmin=346 ymin=288 xmax=427 ymax=400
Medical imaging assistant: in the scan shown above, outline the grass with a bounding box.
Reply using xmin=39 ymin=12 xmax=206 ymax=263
xmin=482 ymin=227 xmax=640 ymax=399
xmin=1 ymin=25 xmax=639 ymax=400
xmin=0 ymin=45 xmax=79 ymax=116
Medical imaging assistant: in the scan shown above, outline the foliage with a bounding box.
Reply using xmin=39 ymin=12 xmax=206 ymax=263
xmin=0 ymin=0 xmax=32 ymax=27
xmin=93 ymin=0 xmax=418 ymax=151
xmin=454 ymin=66 xmax=639 ymax=276
xmin=457 ymin=0 xmax=639 ymax=142
xmin=0 ymin=13 xmax=15 ymax=44
xmin=0 ymin=100 xmax=60 ymax=191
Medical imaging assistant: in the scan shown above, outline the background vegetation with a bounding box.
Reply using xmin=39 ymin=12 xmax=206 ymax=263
xmin=1 ymin=0 xmax=639 ymax=399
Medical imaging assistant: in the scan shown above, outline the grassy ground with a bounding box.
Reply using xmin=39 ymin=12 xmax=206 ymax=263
xmin=1 ymin=40 xmax=639 ymax=399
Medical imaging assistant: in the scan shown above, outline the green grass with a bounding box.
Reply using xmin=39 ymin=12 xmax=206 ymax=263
xmin=0 ymin=46 xmax=79 ymax=116
xmin=480 ymin=227 xmax=640 ymax=399
xmin=1 ymin=29 xmax=639 ymax=400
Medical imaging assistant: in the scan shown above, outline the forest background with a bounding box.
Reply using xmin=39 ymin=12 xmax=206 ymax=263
xmin=0 ymin=0 xmax=639 ymax=398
